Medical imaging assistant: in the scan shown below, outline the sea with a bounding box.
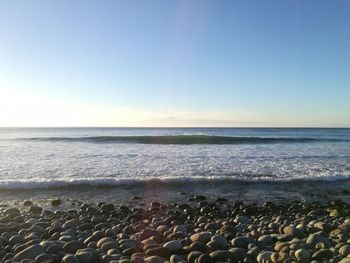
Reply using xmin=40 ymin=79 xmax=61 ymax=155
xmin=0 ymin=127 xmax=349 ymax=193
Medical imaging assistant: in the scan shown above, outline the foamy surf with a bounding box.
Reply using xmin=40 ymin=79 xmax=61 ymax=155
xmin=0 ymin=175 xmax=350 ymax=190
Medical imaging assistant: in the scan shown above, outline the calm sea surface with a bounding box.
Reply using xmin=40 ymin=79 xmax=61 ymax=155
xmin=0 ymin=128 xmax=349 ymax=189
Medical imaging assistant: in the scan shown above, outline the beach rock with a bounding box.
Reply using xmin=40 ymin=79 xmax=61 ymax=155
xmin=173 ymin=225 xmax=187 ymax=233
xmin=312 ymin=249 xmax=333 ymax=260
xmin=97 ymin=237 xmax=116 ymax=248
xmin=295 ymin=248 xmax=310 ymax=261
xmin=9 ymin=235 xmax=25 ymax=246
xmin=231 ymin=236 xmax=254 ymax=248
xmin=196 ymin=254 xmax=214 ymax=263
xmin=306 ymin=233 xmax=331 ymax=247
xmin=339 ymin=244 xmax=350 ymax=257
xmin=34 ymin=253 xmax=55 ymax=263
xmin=314 ymin=222 xmax=332 ymax=232
xmin=146 ymin=247 xmax=171 ymax=258
xmin=188 ymin=251 xmax=203 ymax=262
xmin=63 ymin=218 xmax=79 ymax=229
xmin=256 ymin=251 xmax=273 ymax=263
xmin=163 ymin=240 xmax=181 ymax=251
xmin=210 ymin=234 xmax=228 ymax=249
xmin=64 ymin=240 xmax=81 ymax=253
xmin=190 ymin=232 xmax=211 ymax=243
xmin=229 ymin=247 xmax=246 ymax=260
xmin=234 ymin=216 xmax=251 ymax=224
xmin=170 ymin=254 xmax=186 ymax=263
xmin=75 ymin=248 xmax=99 ymax=263
xmin=145 ymin=255 xmax=165 ymax=263
xmin=101 ymin=241 xmax=117 ymax=251
xmin=62 ymin=254 xmax=80 ymax=263
xmin=257 ymin=235 xmax=274 ymax=247
xmin=13 ymin=244 xmax=45 ymax=261
xmin=189 ymin=241 xmax=208 ymax=253
xmin=210 ymin=250 xmax=239 ymax=262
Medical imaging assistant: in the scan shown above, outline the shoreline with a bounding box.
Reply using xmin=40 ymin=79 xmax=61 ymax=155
xmin=1 ymin=179 xmax=350 ymax=209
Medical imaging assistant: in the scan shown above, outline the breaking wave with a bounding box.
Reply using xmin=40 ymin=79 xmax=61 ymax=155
xmin=0 ymin=175 xmax=349 ymax=190
xmin=16 ymin=135 xmax=344 ymax=145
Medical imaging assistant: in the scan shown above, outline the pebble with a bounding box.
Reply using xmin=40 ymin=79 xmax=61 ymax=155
xmin=210 ymin=250 xmax=239 ymax=262
xmin=13 ymin=244 xmax=45 ymax=261
xmin=339 ymin=244 xmax=350 ymax=257
xmin=295 ymin=248 xmax=311 ymax=261
xmin=163 ymin=240 xmax=182 ymax=251
xmin=190 ymin=232 xmax=211 ymax=243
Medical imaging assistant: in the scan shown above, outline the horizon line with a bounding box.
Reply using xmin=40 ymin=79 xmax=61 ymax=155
xmin=0 ymin=126 xmax=350 ymax=129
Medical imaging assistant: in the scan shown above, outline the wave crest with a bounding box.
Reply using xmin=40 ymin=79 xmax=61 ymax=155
xmin=16 ymin=135 xmax=344 ymax=144
xmin=0 ymin=175 xmax=349 ymax=190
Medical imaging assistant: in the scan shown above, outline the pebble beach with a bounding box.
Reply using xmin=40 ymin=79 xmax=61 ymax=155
xmin=1 ymin=193 xmax=350 ymax=263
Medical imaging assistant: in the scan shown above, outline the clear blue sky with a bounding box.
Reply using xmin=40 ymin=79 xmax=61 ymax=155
xmin=0 ymin=0 xmax=349 ymax=127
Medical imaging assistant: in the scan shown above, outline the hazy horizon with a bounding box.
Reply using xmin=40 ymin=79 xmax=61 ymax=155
xmin=1 ymin=1 xmax=349 ymax=127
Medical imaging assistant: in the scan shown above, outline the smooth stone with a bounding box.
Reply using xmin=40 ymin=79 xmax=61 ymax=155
xmin=97 ymin=237 xmax=116 ymax=248
xmin=173 ymin=225 xmax=187 ymax=233
xmin=62 ymin=254 xmax=80 ymax=263
xmin=210 ymin=235 xmax=228 ymax=249
xmin=29 ymin=225 xmax=45 ymax=235
xmin=189 ymin=241 xmax=208 ymax=253
xmin=146 ymin=247 xmax=170 ymax=258
xmin=234 ymin=216 xmax=251 ymax=224
xmin=314 ymin=222 xmax=331 ymax=232
xmin=132 ymin=255 xmax=146 ymax=263
xmin=295 ymin=248 xmax=311 ymax=261
xmin=145 ymin=255 xmax=165 ymax=263
xmin=142 ymin=239 xmax=158 ymax=246
xmin=312 ymin=249 xmax=333 ymax=260
xmin=228 ymin=248 xmax=247 ymax=260
xmin=34 ymin=253 xmax=54 ymax=263
xmin=64 ymin=241 xmax=80 ymax=254
xmin=9 ymin=235 xmax=25 ymax=246
xmin=195 ymin=254 xmax=213 ymax=263
xmin=188 ymin=251 xmax=203 ymax=263
xmin=39 ymin=241 xmax=58 ymax=251
xmin=163 ymin=240 xmax=181 ymax=251
xmin=306 ymin=233 xmax=330 ymax=247
xmin=63 ymin=219 xmax=79 ymax=229
xmin=257 ymin=235 xmax=274 ymax=247
xmin=339 ymin=244 xmax=350 ymax=257
xmin=170 ymin=254 xmax=186 ymax=263
xmin=75 ymin=248 xmax=99 ymax=263
xmin=13 ymin=244 xmax=45 ymax=261
xmin=101 ymin=241 xmax=117 ymax=251
xmin=190 ymin=232 xmax=211 ymax=243
xmin=256 ymin=251 xmax=273 ymax=263
xmin=231 ymin=237 xmax=255 ymax=248
xmin=209 ymin=250 xmax=239 ymax=262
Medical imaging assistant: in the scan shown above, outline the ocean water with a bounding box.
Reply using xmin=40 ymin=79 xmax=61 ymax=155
xmin=0 ymin=128 xmax=350 ymax=190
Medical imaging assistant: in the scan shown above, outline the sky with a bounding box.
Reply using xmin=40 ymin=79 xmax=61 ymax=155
xmin=0 ymin=0 xmax=349 ymax=127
